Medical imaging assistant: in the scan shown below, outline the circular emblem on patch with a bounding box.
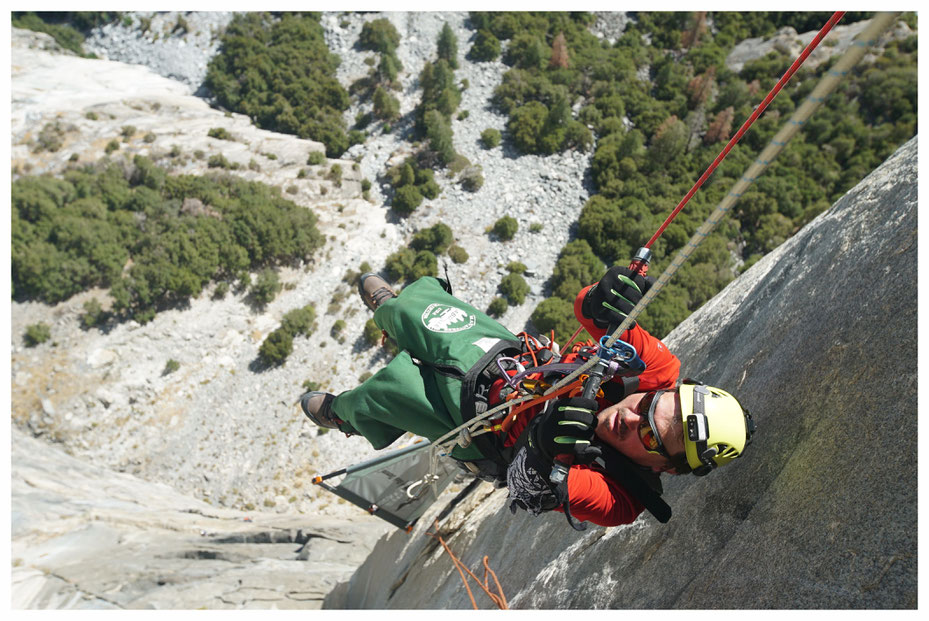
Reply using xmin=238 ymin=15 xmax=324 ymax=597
xmin=421 ymin=303 xmax=476 ymax=333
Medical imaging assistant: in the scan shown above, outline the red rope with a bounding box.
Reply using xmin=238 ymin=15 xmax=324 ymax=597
xmin=645 ymin=11 xmax=845 ymax=249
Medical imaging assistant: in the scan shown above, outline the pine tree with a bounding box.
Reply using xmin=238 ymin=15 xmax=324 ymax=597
xmin=704 ymin=106 xmax=734 ymax=145
xmin=681 ymin=12 xmax=707 ymax=49
xmin=687 ymin=66 xmax=716 ymax=107
xmin=549 ymin=32 xmax=569 ymax=69
xmin=437 ymin=23 xmax=458 ymax=69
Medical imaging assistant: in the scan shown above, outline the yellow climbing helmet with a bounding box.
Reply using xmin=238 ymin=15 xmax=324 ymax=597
xmin=678 ymin=379 xmax=755 ymax=476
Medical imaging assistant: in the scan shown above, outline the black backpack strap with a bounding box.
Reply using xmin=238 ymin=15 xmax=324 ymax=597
xmin=458 ymin=338 xmax=525 ymax=469
xmin=601 ymin=375 xmax=639 ymax=403
xmin=595 ymin=445 xmax=672 ymax=523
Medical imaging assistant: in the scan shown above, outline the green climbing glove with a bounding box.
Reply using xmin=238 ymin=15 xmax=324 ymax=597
xmin=581 ymin=266 xmax=653 ymax=330
xmin=529 ymin=397 xmax=602 ymax=466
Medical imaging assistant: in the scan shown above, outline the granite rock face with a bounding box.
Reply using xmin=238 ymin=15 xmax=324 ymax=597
xmin=11 ymin=427 xmax=388 ymax=609
xmin=326 ymin=138 xmax=918 ymax=609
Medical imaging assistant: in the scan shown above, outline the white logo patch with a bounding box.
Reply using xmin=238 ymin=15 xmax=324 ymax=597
xmin=421 ymin=303 xmax=476 ymax=333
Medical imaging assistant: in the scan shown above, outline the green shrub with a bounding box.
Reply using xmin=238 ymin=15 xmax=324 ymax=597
xmin=281 ymin=304 xmax=316 ymax=337
xmin=392 ymin=185 xmax=423 ymax=215
xmin=212 ymin=281 xmax=230 ymax=300
xmin=410 ymin=250 xmax=438 ymax=280
xmin=448 ymin=244 xmax=469 ymax=264
xmin=550 ymin=240 xmax=604 ymax=300
xmin=359 ymin=18 xmax=400 ymax=55
xmin=302 ymin=379 xmax=321 ymax=392
xmin=85 ymin=111 xmax=99 ymax=120
xmin=348 ymin=129 xmax=366 ymax=146
xmin=460 ymin=166 xmax=484 ymax=192
xmin=163 ymin=359 xmax=181 ymax=376
xmin=208 ymin=153 xmax=237 ymax=169
xmin=467 ymin=29 xmax=500 ymax=62
xmin=448 ymin=154 xmax=471 ymax=175
xmin=491 ymin=216 xmax=518 ymax=241
xmin=105 ymin=140 xmax=120 ymax=154
xmin=506 ymin=261 xmax=527 ymax=274
xmin=120 ymin=125 xmax=136 ymax=140
xmin=499 ymin=273 xmax=529 ymax=305
xmin=410 ymin=223 xmax=454 ymax=254
xmin=507 ymin=101 xmax=548 ymax=153
xmin=384 ymin=248 xmax=437 ymax=282
xmin=143 ymin=132 xmax=157 ymax=143
xmin=418 ymin=175 xmax=441 ymax=199
xmin=529 ymin=222 xmax=544 ymax=233
xmin=331 ymin=319 xmax=346 ymax=338
xmin=33 ymin=122 xmax=66 ymax=153
xmin=250 ymin=268 xmax=281 ymax=306
xmin=378 ymin=53 xmax=400 ymax=83
xmin=487 ymin=296 xmax=508 ymax=317
xmin=307 ymin=151 xmax=326 ymax=166
xmin=208 ymin=127 xmax=233 ymax=141
xmin=363 ymin=318 xmax=382 ymax=346
xmin=81 ymin=298 xmax=105 ymax=328
xmin=24 ymin=323 xmax=51 ymax=347
xmin=258 ymin=328 xmax=293 ymax=366
xmin=480 ymin=128 xmax=501 ymax=148
xmin=373 ymin=86 xmax=401 ymax=120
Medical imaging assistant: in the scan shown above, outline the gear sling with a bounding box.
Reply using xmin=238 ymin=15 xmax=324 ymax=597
xmin=329 ymin=277 xmax=671 ymax=522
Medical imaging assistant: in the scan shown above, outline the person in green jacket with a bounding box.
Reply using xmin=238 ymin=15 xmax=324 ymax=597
xmin=300 ymin=272 xmax=755 ymax=528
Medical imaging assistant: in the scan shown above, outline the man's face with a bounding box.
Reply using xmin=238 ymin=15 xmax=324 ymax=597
xmin=594 ymin=391 xmax=685 ymax=472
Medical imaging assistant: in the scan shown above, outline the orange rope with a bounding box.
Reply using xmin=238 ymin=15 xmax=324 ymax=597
xmin=498 ymin=376 xmax=583 ymax=433
xmin=519 ymin=331 xmax=540 ymax=368
xmin=561 ymin=323 xmax=585 ymax=352
xmin=482 ymin=556 xmax=508 ymax=609
xmin=427 ymin=520 xmax=508 ymax=610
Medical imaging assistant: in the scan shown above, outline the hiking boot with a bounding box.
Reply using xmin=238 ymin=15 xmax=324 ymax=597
xmin=300 ymin=391 xmax=339 ymax=429
xmin=359 ymin=273 xmax=397 ymax=312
